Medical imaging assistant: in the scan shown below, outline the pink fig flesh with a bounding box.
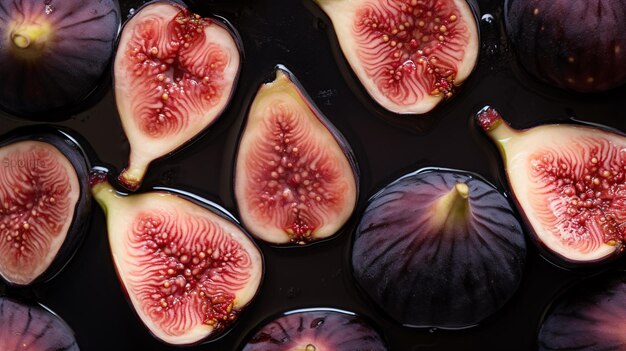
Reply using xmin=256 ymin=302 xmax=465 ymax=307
xmin=477 ymin=107 xmax=626 ymax=265
xmin=315 ymin=0 xmax=479 ymax=114
xmin=92 ymin=176 xmax=263 ymax=345
xmin=0 ymin=140 xmax=79 ymax=285
xmin=235 ymin=68 xmax=358 ymax=245
xmin=114 ymin=1 xmax=240 ymax=190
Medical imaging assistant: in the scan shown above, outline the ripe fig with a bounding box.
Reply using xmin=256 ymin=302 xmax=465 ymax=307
xmin=505 ymin=0 xmax=626 ymax=92
xmin=91 ymin=171 xmax=263 ymax=345
xmin=0 ymin=297 xmax=78 ymax=350
xmin=0 ymin=128 xmax=91 ymax=286
xmin=352 ymin=168 xmax=526 ymax=328
xmin=0 ymin=0 xmax=120 ymax=117
xmin=235 ymin=67 xmax=359 ymax=245
xmin=114 ymin=1 xmax=241 ymax=191
xmin=477 ymin=107 xmax=626 ymax=266
xmin=314 ymin=0 xmax=479 ymax=114
xmin=538 ymin=272 xmax=626 ymax=350
xmin=241 ymin=308 xmax=387 ymax=351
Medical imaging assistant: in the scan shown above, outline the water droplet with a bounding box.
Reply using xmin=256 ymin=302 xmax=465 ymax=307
xmin=481 ymin=14 xmax=495 ymax=24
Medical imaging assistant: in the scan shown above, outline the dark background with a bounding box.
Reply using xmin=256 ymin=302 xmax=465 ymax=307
xmin=2 ymin=0 xmax=626 ymax=350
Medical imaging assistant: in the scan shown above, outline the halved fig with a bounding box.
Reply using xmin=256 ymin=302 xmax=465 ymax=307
xmin=0 ymin=297 xmax=78 ymax=350
xmin=114 ymin=0 xmax=241 ymax=191
xmin=505 ymin=0 xmax=626 ymax=92
xmin=235 ymin=66 xmax=359 ymax=245
xmin=352 ymin=168 xmax=526 ymax=328
xmin=241 ymin=308 xmax=387 ymax=351
xmin=0 ymin=0 xmax=120 ymax=117
xmin=477 ymin=107 xmax=626 ymax=267
xmin=538 ymin=272 xmax=626 ymax=350
xmin=0 ymin=128 xmax=91 ymax=286
xmin=91 ymin=171 xmax=263 ymax=345
xmin=314 ymin=0 xmax=479 ymax=114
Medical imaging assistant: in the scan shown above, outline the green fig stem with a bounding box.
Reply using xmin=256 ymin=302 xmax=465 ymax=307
xmin=432 ymin=182 xmax=470 ymax=230
xmin=90 ymin=171 xmax=123 ymax=215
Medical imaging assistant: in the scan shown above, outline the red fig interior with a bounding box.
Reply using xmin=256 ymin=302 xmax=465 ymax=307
xmin=235 ymin=68 xmax=358 ymax=245
xmin=0 ymin=140 xmax=80 ymax=285
xmin=91 ymin=176 xmax=263 ymax=345
xmin=114 ymin=1 xmax=241 ymax=190
xmin=477 ymin=107 xmax=626 ymax=265
xmin=315 ymin=0 xmax=479 ymax=114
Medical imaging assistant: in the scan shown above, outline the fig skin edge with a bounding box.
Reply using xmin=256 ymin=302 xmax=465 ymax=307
xmin=235 ymin=66 xmax=358 ymax=245
xmin=90 ymin=170 xmax=263 ymax=346
xmin=476 ymin=106 xmax=623 ymax=267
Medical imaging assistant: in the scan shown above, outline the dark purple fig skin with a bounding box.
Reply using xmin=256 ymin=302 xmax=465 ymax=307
xmin=0 ymin=297 xmax=79 ymax=350
xmin=241 ymin=308 xmax=387 ymax=351
xmin=0 ymin=0 xmax=121 ymax=117
xmin=538 ymin=272 xmax=626 ymax=350
xmin=0 ymin=126 xmax=92 ymax=286
xmin=352 ymin=168 xmax=526 ymax=328
xmin=505 ymin=0 xmax=626 ymax=92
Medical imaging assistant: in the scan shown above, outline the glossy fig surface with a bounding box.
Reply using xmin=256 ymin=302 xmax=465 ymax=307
xmin=505 ymin=0 xmax=626 ymax=92
xmin=352 ymin=168 xmax=526 ymax=327
xmin=235 ymin=67 xmax=358 ymax=245
xmin=314 ymin=0 xmax=479 ymax=114
xmin=91 ymin=171 xmax=263 ymax=345
xmin=0 ymin=0 xmax=120 ymax=116
xmin=114 ymin=0 xmax=241 ymax=190
xmin=0 ymin=129 xmax=91 ymax=286
xmin=477 ymin=107 xmax=626 ymax=266
xmin=241 ymin=308 xmax=387 ymax=351
xmin=0 ymin=297 xmax=78 ymax=350
xmin=538 ymin=272 xmax=626 ymax=350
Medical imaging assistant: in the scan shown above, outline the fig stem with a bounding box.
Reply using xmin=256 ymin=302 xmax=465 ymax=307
xmin=432 ymin=182 xmax=470 ymax=230
xmin=91 ymin=177 xmax=122 ymax=215
xmin=10 ymin=24 xmax=51 ymax=50
xmin=119 ymin=164 xmax=147 ymax=192
xmin=476 ymin=106 xmax=517 ymax=147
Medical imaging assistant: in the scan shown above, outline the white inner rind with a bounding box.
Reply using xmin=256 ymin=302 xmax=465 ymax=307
xmin=0 ymin=141 xmax=79 ymax=285
xmin=100 ymin=191 xmax=262 ymax=345
xmin=502 ymin=125 xmax=620 ymax=262
xmin=235 ymin=71 xmax=358 ymax=244
xmin=316 ymin=0 xmax=479 ymax=114
xmin=114 ymin=2 xmax=240 ymax=185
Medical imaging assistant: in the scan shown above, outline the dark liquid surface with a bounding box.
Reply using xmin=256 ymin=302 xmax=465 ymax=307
xmin=2 ymin=0 xmax=626 ymax=349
